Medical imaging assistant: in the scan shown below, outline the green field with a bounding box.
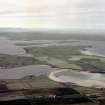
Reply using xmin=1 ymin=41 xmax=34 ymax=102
xmin=0 ymin=54 xmax=44 ymax=69
xmin=23 ymin=46 xmax=105 ymax=71
xmin=1 ymin=75 xmax=62 ymax=90
xmin=36 ymin=56 xmax=81 ymax=69
xmin=24 ymin=46 xmax=82 ymax=58
xmin=24 ymin=46 xmax=83 ymax=69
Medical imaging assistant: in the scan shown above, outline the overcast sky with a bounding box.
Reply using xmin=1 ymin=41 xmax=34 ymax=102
xmin=0 ymin=0 xmax=105 ymax=30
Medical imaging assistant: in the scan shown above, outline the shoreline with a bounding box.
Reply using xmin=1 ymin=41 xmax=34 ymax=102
xmin=48 ymin=69 xmax=105 ymax=88
xmin=49 ymin=69 xmax=68 ymax=83
xmin=81 ymin=50 xmax=105 ymax=58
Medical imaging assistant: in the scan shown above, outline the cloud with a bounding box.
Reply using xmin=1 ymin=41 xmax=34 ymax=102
xmin=0 ymin=0 xmax=104 ymax=30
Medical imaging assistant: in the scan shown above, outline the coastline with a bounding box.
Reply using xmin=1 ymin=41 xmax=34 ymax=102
xmin=49 ymin=69 xmax=68 ymax=83
xmin=48 ymin=69 xmax=105 ymax=88
xmin=81 ymin=50 xmax=105 ymax=57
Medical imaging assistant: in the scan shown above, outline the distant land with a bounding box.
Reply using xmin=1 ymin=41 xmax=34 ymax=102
xmin=0 ymin=28 xmax=105 ymax=41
